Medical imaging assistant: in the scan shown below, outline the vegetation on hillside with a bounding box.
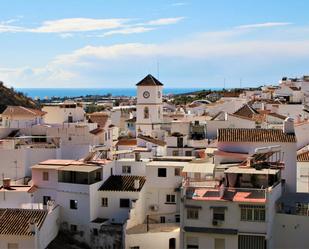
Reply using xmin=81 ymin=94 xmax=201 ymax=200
xmin=0 ymin=81 xmax=38 ymax=113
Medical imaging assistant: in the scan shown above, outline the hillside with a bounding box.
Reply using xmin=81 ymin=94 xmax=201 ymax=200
xmin=0 ymin=81 xmax=38 ymax=113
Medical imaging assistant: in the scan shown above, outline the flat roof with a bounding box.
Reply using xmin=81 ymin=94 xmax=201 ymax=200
xmin=183 ymin=162 xmax=215 ymax=174
xmin=224 ymin=167 xmax=279 ymax=175
xmin=147 ymin=161 xmax=189 ymax=167
xmin=58 ymin=165 xmax=101 ymax=173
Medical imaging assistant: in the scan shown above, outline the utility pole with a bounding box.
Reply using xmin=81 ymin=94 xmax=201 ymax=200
xmin=223 ymin=78 xmax=226 ymax=89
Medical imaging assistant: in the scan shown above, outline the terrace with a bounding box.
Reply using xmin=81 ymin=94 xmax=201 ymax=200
xmin=184 ymin=146 xmax=284 ymax=203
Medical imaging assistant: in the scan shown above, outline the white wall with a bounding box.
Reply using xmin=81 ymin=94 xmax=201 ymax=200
xmin=126 ymin=228 xmax=180 ymax=249
xmin=274 ymin=213 xmax=309 ymax=249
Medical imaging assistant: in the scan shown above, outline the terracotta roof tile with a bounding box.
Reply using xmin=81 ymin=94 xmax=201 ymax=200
xmin=89 ymin=128 xmax=104 ymax=135
xmin=233 ymin=104 xmax=258 ymax=119
xmin=218 ymin=128 xmax=296 ymax=143
xmin=2 ymin=106 xmax=46 ymax=117
xmin=88 ymin=113 xmax=109 ymax=128
xmin=116 ymin=139 xmax=137 ymax=146
xmin=137 ymin=134 xmax=166 ymax=146
xmin=0 ymin=208 xmax=47 ymax=236
xmin=297 ymin=151 xmax=309 ymax=162
xmin=99 ymin=175 xmax=146 ymax=192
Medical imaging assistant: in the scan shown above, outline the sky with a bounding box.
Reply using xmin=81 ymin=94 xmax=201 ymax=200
xmin=0 ymin=0 xmax=309 ymax=88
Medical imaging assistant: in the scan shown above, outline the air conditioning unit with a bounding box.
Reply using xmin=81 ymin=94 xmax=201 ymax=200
xmin=150 ymin=205 xmax=159 ymax=212
xmin=212 ymin=219 xmax=223 ymax=226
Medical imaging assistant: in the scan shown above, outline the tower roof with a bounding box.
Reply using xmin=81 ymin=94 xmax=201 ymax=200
xmin=136 ymin=74 xmax=164 ymax=86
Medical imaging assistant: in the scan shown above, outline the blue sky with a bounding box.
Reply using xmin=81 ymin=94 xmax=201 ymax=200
xmin=0 ymin=0 xmax=309 ymax=88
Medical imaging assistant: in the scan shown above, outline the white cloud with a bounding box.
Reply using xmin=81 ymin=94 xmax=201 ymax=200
xmin=0 ymin=16 xmax=184 ymax=36
xmin=30 ymin=18 xmax=129 ymax=33
xmin=235 ymin=22 xmax=292 ymax=29
xmin=171 ymin=2 xmax=188 ymax=7
xmin=145 ymin=17 xmax=185 ymax=26
xmin=101 ymin=27 xmax=155 ymax=37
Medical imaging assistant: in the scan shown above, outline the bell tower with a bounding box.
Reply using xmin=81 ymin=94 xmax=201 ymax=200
xmin=136 ymin=74 xmax=163 ymax=136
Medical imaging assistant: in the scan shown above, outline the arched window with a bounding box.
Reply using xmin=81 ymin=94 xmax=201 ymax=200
xmin=144 ymin=107 xmax=149 ymax=119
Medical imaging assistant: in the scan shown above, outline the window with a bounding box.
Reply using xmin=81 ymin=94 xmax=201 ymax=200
xmin=120 ymin=198 xmax=130 ymax=208
xmin=105 ymin=132 xmax=108 ymax=141
xmin=296 ymin=202 xmax=309 ymax=216
xmin=187 ymin=236 xmax=199 ymax=249
xmin=185 ymin=151 xmax=192 ymax=156
xmin=238 ymin=235 xmax=266 ymax=249
xmin=166 ymin=194 xmax=176 ymax=204
xmin=158 ymin=91 xmax=161 ymax=98
xmin=175 ymin=214 xmax=180 ymax=222
xmin=7 ymin=243 xmax=18 ymax=249
xmin=144 ymin=107 xmax=149 ymax=119
xmin=95 ymin=171 xmax=101 ymax=181
xmin=172 ymin=150 xmax=179 ymax=156
xmin=130 ymin=247 xmax=140 ymax=249
xmin=214 ymin=238 xmax=225 ymax=249
xmin=175 ymin=168 xmax=181 ymax=176
xmin=158 ymin=168 xmax=167 ymax=177
xmin=213 ymin=207 xmax=225 ymax=221
xmin=68 ymin=115 xmax=73 ymax=123
xmin=122 ymin=165 xmax=131 ymax=174
xmin=240 ymin=205 xmax=265 ymax=222
xmin=70 ymin=200 xmax=78 ymax=210
xmin=43 ymin=196 xmax=51 ymax=205
xmin=93 ymin=228 xmax=98 ymax=236
xmin=187 ymin=208 xmax=199 ymax=219
xmin=160 ymin=216 xmax=166 ymax=223
xmin=42 ymin=172 xmax=49 ymax=181
xmin=70 ymin=224 xmax=77 ymax=232
xmin=169 ymin=238 xmax=176 ymax=249
xmin=101 ymin=197 xmax=108 ymax=207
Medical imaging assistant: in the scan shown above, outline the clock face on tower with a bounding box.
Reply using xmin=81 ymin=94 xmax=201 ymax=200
xmin=143 ymin=91 xmax=150 ymax=98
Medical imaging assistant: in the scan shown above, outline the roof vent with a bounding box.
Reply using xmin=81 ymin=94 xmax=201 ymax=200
xmin=3 ymin=178 xmax=11 ymax=188
xmin=283 ymin=117 xmax=294 ymax=134
xmin=134 ymin=179 xmax=140 ymax=190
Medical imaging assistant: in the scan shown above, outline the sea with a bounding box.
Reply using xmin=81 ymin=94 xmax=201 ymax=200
xmin=17 ymin=88 xmax=210 ymax=99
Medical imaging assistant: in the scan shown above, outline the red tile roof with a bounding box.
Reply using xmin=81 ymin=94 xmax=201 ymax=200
xmin=218 ymin=128 xmax=296 ymax=143
xmin=116 ymin=139 xmax=137 ymax=146
xmin=88 ymin=113 xmax=109 ymax=128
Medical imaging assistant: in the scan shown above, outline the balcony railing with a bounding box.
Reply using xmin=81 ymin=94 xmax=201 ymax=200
xmin=185 ymin=186 xmax=267 ymax=203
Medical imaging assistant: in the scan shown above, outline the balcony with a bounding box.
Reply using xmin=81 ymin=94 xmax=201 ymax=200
xmin=185 ymin=186 xmax=267 ymax=203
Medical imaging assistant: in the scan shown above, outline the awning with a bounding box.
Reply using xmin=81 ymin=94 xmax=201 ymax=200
xmin=183 ymin=162 xmax=215 ymax=174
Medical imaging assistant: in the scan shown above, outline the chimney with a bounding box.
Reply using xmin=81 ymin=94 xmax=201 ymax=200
xmin=134 ymin=152 xmax=141 ymax=161
xmin=283 ymin=117 xmax=295 ymax=134
xmin=134 ymin=179 xmax=140 ymax=190
xmin=28 ymin=219 xmax=37 ymax=234
xmin=3 ymin=178 xmax=11 ymax=188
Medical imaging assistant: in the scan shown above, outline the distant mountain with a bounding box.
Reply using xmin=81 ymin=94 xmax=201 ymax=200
xmin=0 ymin=81 xmax=38 ymax=113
